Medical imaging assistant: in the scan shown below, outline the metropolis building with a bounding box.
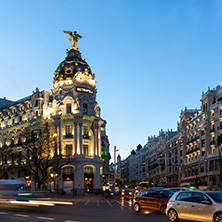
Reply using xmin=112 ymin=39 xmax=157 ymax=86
xmin=0 ymin=31 xmax=110 ymax=195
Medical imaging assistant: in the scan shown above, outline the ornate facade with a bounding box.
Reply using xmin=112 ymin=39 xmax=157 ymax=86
xmin=0 ymin=31 xmax=110 ymax=195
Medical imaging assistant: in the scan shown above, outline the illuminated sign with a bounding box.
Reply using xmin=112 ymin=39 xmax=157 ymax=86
xmin=76 ymin=87 xmax=93 ymax=94
xmin=101 ymin=151 xmax=108 ymax=155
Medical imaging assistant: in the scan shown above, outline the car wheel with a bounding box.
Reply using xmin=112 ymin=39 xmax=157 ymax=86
xmin=160 ymin=205 xmax=166 ymax=215
xmin=214 ymin=213 xmax=222 ymax=222
xmin=133 ymin=203 xmax=141 ymax=213
xmin=168 ymin=209 xmax=179 ymax=222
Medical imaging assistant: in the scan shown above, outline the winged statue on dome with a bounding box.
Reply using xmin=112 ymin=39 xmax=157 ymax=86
xmin=63 ymin=30 xmax=82 ymax=49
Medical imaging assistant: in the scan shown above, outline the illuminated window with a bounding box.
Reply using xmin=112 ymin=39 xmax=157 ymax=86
xmin=66 ymin=104 xmax=72 ymax=114
xmin=83 ymin=145 xmax=89 ymax=156
xmin=66 ymin=145 xmax=73 ymax=158
xmin=4 ymin=138 xmax=7 ymax=146
xmin=65 ymin=125 xmax=72 ymax=138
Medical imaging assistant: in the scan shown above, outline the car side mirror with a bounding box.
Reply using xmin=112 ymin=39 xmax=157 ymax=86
xmin=201 ymin=200 xmax=211 ymax=205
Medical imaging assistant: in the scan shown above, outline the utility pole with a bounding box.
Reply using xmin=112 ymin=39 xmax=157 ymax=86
xmin=113 ymin=146 xmax=120 ymax=192
xmin=114 ymin=145 xmax=116 ymax=192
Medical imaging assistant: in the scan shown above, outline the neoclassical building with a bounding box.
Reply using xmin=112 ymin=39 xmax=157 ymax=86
xmin=0 ymin=31 xmax=110 ymax=195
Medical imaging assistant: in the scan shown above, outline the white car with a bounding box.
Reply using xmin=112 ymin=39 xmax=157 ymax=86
xmin=166 ymin=190 xmax=222 ymax=222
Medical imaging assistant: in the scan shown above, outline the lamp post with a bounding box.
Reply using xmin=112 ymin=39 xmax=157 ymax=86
xmin=114 ymin=146 xmax=120 ymax=192
xmin=217 ymin=135 xmax=222 ymax=189
xmin=50 ymin=173 xmax=59 ymax=196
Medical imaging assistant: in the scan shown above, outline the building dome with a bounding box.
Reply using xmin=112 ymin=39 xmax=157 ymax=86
xmin=53 ymin=48 xmax=92 ymax=85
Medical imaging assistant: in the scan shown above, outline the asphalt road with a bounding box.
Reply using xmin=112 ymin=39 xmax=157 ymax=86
xmin=0 ymin=195 xmax=190 ymax=222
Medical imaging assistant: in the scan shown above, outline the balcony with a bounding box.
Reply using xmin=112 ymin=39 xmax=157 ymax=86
xmin=83 ymin=135 xmax=90 ymax=139
xmin=186 ymin=147 xmax=199 ymax=154
xmin=64 ymin=134 xmax=73 ymax=139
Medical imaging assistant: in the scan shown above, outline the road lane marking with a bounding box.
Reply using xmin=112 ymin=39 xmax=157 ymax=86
xmin=65 ymin=220 xmax=79 ymax=222
xmin=0 ymin=212 xmax=8 ymax=215
xmin=15 ymin=214 xmax=30 ymax=218
xmin=36 ymin=216 xmax=55 ymax=220
xmin=115 ymin=200 xmax=127 ymax=208
xmin=106 ymin=199 xmax=113 ymax=207
xmin=85 ymin=198 xmax=90 ymax=206
xmin=73 ymin=199 xmax=81 ymax=205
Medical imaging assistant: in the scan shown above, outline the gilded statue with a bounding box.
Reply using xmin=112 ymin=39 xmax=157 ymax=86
xmin=63 ymin=30 xmax=82 ymax=49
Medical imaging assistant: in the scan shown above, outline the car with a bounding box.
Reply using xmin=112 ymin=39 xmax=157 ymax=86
xmin=166 ymin=190 xmax=222 ymax=222
xmin=121 ymin=189 xmax=134 ymax=198
xmin=133 ymin=189 xmax=174 ymax=214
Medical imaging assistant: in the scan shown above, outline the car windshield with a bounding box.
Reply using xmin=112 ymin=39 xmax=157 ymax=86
xmin=205 ymin=192 xmax=222 ymax=203
xmin=158 ymin=190 xmax=174 ymax=198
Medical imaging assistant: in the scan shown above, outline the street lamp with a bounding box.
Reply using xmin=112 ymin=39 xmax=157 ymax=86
xmin=114 ymin=146 xmax=120 ymax=192
xmin=50 ymin=173 xmax=59 ymax=196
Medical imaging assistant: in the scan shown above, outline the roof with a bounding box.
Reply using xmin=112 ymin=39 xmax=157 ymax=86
xmin=0 ymin=98 xmax=13 ymax=108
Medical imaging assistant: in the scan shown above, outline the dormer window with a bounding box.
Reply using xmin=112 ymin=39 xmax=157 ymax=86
xmin=20 ymin=105 xmax=24 ymax=111
xmin=83 ymin=103 xmax=88 ymax=115
xmin=35 ymin=100 xmax=39 ymax=107
xmin=66 ymin=104 xmax=72 ymax=114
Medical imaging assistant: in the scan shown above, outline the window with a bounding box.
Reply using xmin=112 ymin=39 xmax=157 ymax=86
xmin=35 ymin=100 xmax=39 ymax=107
xmin=83 ymin=103 xmax=88 ymax=115
xmin=147 ymin=191 xmax=158 ymax=197
xmin=176 ymin=192 xmax=192 ymax=202
xmin=66 ymin=103 xmax=72 ymax=114
xmin=65 ymin=125 xmax=72 ymax=138
xmin=66 ymin=145 xmax=73 ymax=158
xmin=83 ymin=145 xmax=89 ymax=156
xmin=209 ymin=160 xmax=214 ymax=171
xmin=192 ymin=192 xmax=209 ymax=203
xmin=140 ymin=190 xmax=149 ymax=197
xmin=83 ymin=126 xmax=89 ymax=138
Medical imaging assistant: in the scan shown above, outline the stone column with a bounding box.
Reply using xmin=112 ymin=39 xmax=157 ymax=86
xmin=94 ymin=165 xmax=102 ymax=194
xmin=74 ymin=122 xmax=78 ymax=154
xmin=79 ymin=122 xmax=83 ymax=155
xmin=98 ymin=125 xmax=101 ymax=157
xmin=74 ymin=164 xmax=84 ymax=195
xmin=59 ymin=126 xmax=62 ymax=155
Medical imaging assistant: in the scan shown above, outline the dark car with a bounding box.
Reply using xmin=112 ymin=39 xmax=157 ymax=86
xmin=133 ymin=189 xmax=174 ymax=214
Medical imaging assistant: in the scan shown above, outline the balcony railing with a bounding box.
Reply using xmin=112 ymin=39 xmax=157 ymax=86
xmin=64 ymin=134 xmax=73 ymax=139
xmin=83 ymin=135 xmax=90 ymax=139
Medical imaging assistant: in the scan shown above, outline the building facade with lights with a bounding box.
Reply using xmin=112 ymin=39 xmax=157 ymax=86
xmin=178 ymin=85 xmax=222 ymax=189
xmin=0 ymin=32 xmax=110 ymax=195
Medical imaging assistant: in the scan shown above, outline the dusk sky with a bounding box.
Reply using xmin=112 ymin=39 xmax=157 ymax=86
xmin=0 ymin=0 xmax=222 ymax=161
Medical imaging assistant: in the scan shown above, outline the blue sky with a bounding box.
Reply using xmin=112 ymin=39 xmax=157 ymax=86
xmin=0 ymin=0 xmax=222 ymax=161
